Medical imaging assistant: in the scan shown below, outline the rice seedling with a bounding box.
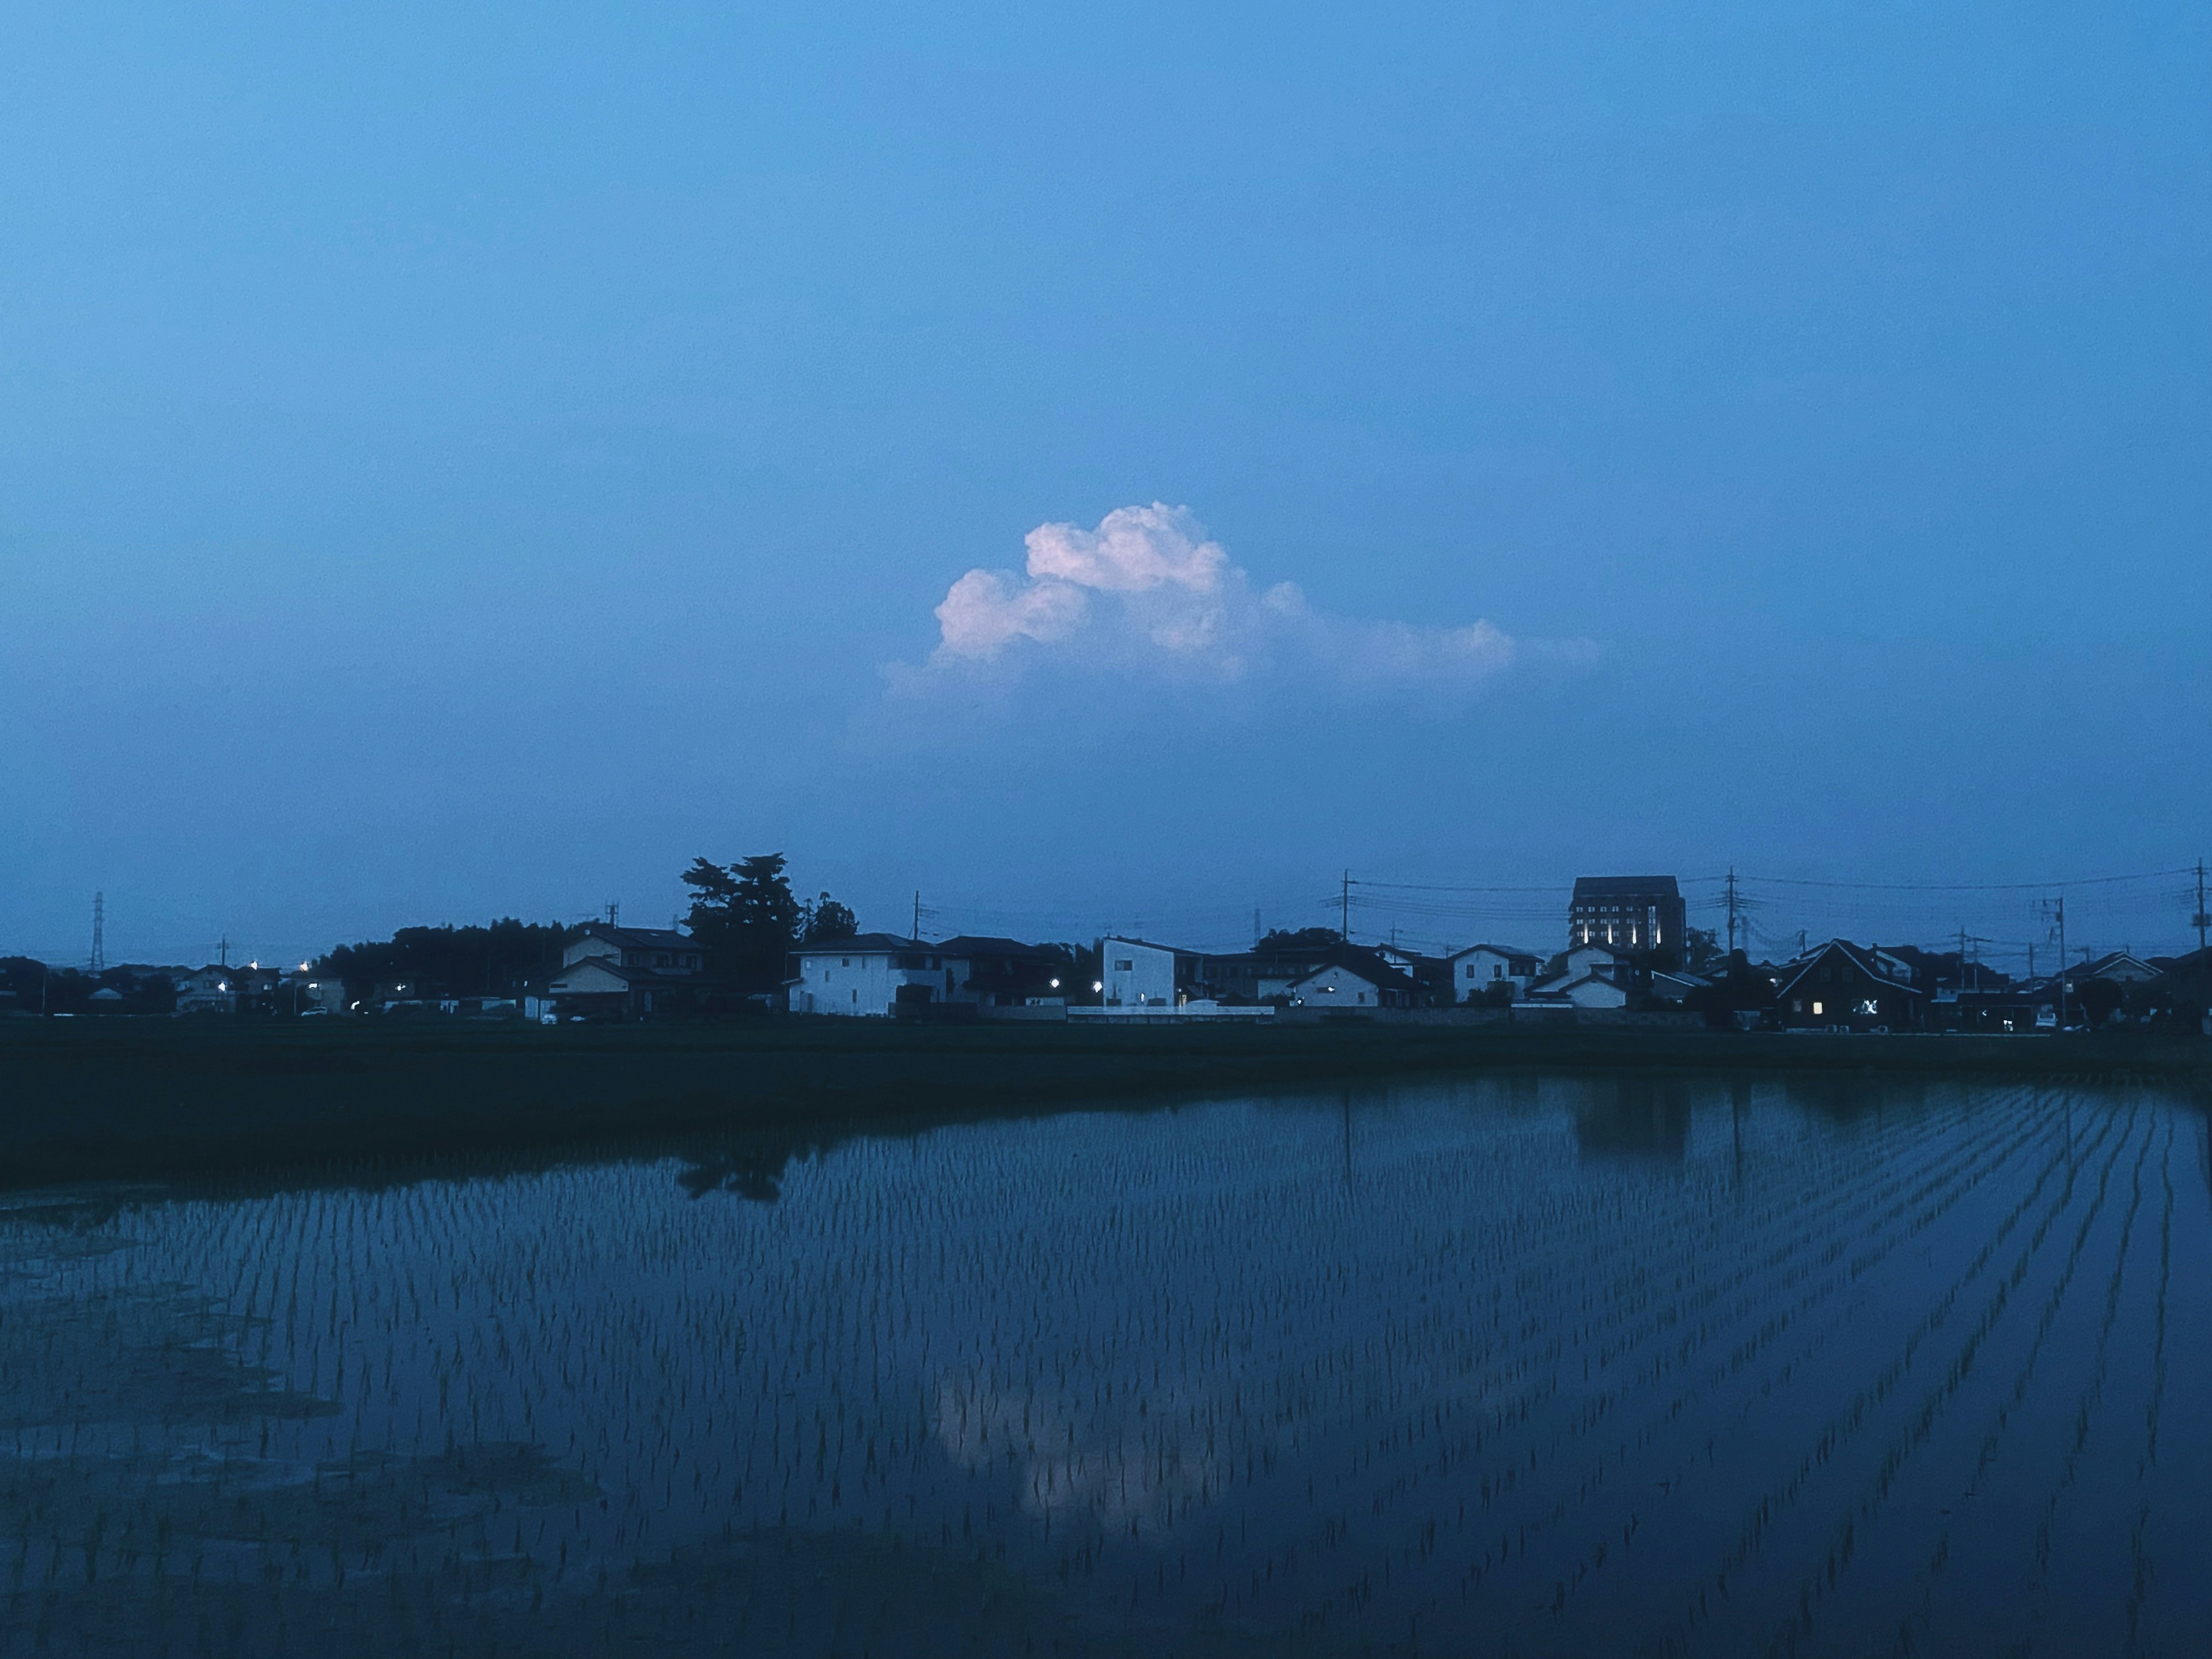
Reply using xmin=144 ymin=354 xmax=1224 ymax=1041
xmin=0 ymin=1074 xmax=2205 ymax=1656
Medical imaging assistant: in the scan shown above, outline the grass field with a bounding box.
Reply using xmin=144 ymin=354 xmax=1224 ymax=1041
xmin=2 ymin=1017 xmax=2206 ymax=1192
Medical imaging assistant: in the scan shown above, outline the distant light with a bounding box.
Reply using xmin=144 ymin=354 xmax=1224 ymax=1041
xmin=1091 ymin=980 xmax=1103 ymax=993
xmin=1048 ymin=978 xmax=1060 ymax=989
xmin=249 ymin=960 xmax=258 ymax=969
xmin=218 ymin=982 xmax=229 ymax=992
xmin=298 ymin=961 xmax=309 ymax=972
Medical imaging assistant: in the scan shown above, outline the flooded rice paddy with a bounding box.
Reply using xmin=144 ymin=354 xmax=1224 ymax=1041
xmin=1 ymin=1075 xmax=2206 ymax=1657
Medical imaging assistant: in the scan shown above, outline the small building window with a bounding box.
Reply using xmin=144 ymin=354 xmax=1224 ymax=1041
xmin=1812 ymin=1001 xmax=1824 ymax=1016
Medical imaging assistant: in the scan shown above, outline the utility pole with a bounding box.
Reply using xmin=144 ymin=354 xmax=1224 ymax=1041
xmin=1958 ymin=925 xmax=1968 ymax=993
xmin=2194 ymin=859 xmax=2209 ymax=957
xmin=2055 ymin=896 xmax=2067 ymax=1029
xmin=605 ymin=902 xmax=619 ymax=927
xmin=1341 ymin=870 xmax=1351 ymax=943
xmin=1725 ymin=867 xmax=1740 ymax=957
xmin=217 ymin=934 xmax=229 ymax=968
xmin=912 ymin=891 xmax=921 ymax=943
xmin=1253 ymin=907 xmax=1262 ymax=949
xmin=90 ymin=892 xmax=104 ymax=973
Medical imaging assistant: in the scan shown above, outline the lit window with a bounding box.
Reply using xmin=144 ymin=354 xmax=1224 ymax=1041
xmin=1812 ymin=1001 xmax=1823 ymax=1016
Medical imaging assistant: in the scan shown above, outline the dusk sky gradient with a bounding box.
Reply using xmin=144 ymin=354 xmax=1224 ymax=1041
xmin=3 ymin=2 xmax=2207 ymax=967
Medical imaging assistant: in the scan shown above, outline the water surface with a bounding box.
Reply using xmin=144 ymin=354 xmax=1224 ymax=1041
xmin=2 ymin=1075 xmax=2206 ymax=1656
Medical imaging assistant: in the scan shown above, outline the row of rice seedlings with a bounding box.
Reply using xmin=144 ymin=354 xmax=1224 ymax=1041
xmin=2 ymin=1077 xmax=2199 ymax=1659
xmin=1655 ymin=1096 xmax=2143 ymax=1654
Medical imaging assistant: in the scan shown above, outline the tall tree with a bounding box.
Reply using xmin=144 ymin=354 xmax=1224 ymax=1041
xmin=685 ymin=853 xmax=806 ymax=991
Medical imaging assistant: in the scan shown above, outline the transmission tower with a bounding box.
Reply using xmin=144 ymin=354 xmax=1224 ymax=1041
xmin=2194 ymin=858 xmax=2209 ymax=956
xmin=90 ymin=892 xmax=104 ymax=972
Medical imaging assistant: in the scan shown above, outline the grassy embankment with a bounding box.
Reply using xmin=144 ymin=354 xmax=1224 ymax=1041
xmin=2 ymin=1016 xmax=2207 ymax=1192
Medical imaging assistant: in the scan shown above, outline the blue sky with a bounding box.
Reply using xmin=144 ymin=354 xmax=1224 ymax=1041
xmin=2 ymin=2 xmax=2207 ymax=965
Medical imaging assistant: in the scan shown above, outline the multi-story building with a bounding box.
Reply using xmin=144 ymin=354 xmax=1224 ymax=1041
xmin=1568 ymin=876 xmax=1685 ymax=952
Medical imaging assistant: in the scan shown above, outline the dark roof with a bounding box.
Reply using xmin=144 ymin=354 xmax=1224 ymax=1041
xmin=1570 ymin=876 xmax=1681 ymax=902
xmin=791 ymin=933 xmax=935 ymax=956
xmin=573 ymin=925 xmax=696 ymax=951
xmin=1291 ymin=945 xmax=1421 ymax=995
xmin=933 ymin=935 xmax=1064 ymax=961
xmin=1447 ymin=942 xmax=1543 ymax=963
xmin=1099 ymin=936 xmax=1203 ymax=957
xmin=548 ymin=957 xmax=706 ymax=987
xmin=2067 ymin=950 xmax=2159 ymax=980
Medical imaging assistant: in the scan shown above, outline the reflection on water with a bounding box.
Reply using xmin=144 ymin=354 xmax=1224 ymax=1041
xmin=1 ymin=1075 xmax=2207 ymax=1657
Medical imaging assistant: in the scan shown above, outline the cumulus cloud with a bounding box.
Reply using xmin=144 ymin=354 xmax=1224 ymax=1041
xmin=893 ymin=503 xmax=1569 ymax=704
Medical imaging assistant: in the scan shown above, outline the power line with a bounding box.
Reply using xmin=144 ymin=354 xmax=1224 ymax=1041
xmin=1742 ymin=866 xmax=2192 ymax=892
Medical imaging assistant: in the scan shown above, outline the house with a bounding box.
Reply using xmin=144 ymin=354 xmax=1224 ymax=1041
xmin=1200 ymin=944 xmax=1334 ymax=1004
xmin=1569 ymin=876 xmax=1686 ymax=952
xmin=1528 ymin=942 xmax=1638 ymax=998
xmin=173 ymin=966 xmax=236 ymax=1016
xmin=547 ymin=953 xmax=716 ymax=1020
xmin=562 ymin=925 xmax=705 ymax=976
xmin=1538 ymin=971 xmax=1630 ymax=1010
xmin=1101 ymin=938 xmax=1207 ymax=1008
xmin=1285 ymin=948 xmax=1422 ymax=1010
xmin=543 ymin=926 xmax=713 ymax=1019
xmin=788 ymin=934 xmax=971 ymax=1017
xmin=2063 ymin=950 xmax=2161 ymax=989
xmin=1772 ymin=941 xmax=1927 ymax=1031
xmin=933 ymin=936 xmax=1070 ymax=1008
xmin=1927 ymin=986 xmax=2048 ymax=1034
xmin=1445 ymin=944 xmax=1544 ymax=1003
xmin=1372 ymin=944 xmax=1453 ymax=1003
xmin=294 ymin=972 xmax=351 ymax=1014
xmin=1646 ymin=969 xmax=1711 ymax=1006
xmin=1286 ymin=963 xmax=1381 ymax=1009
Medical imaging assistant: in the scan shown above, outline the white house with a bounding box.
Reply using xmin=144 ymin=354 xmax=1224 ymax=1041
xmin=1287 ymin=963 xmax=1384 ymax=1008
xmin=1100 ymin=938 xmax=1183 ymax=1008
xmin=788 ymin=934 xmax=1067 ymax=1017
xmin=1446 ymin=944 xmax=1543 ymax=1003
xmin=1527 ymin=942 xmax=1635 ymax=998
xmin=1527 ymin=971 xmax=1629 ymax=1010
xmin=788 ymin=934 xmax=961 ymax=1016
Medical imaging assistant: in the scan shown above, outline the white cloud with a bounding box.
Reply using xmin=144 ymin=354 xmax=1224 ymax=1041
xmin=891 ymin=503 xmax=1585 ymax=704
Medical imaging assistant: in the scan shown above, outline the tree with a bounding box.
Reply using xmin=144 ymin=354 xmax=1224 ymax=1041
xmin=801 ymin=894 xmax=858 ymax=945
xmin=2074 ymin=976 xmax=2124 ymax=1029
xmin=1257 ymin=927 xmax=1342 ymax=955
xmin=684 ymin=853 xmax=807 ymax=993
xmin=318 ymin=920 xmax=572 ymax=1001
xmin=1687 ymin=949 xmax=1778 ymax=1028
xmin=1683 ymin=928 xmax=1723 ymax=974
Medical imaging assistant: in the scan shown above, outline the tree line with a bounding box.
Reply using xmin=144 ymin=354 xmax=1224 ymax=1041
xmin=304 ymin=853 xmax=859 ymax=1000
